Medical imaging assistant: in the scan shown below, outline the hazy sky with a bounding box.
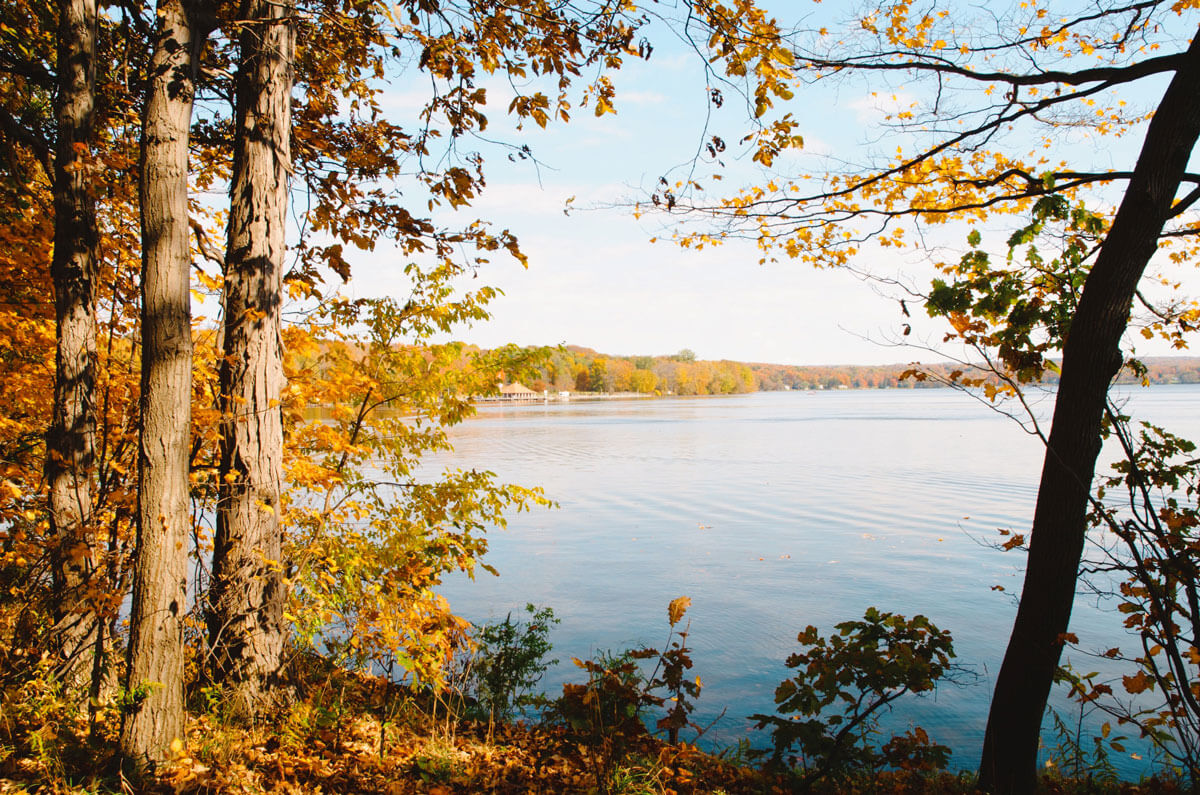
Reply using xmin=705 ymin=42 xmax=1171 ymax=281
xmin=334 ymin=4 xmax=1200 ymax=367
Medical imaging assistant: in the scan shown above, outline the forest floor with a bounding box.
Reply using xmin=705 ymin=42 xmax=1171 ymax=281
xmin=0 ymin=663 xmax=1187 ymax=794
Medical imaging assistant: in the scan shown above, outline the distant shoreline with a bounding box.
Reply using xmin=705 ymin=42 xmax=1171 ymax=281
xmin=475 ymin=390 xmax=658 ymax=404
xmin=512 ymin=345 xmax=1200 ymax=396
xmin=474 ymin=379 xmax=1200 ymax=406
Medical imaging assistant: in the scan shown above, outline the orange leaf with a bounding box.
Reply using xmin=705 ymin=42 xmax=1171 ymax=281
xmin=668 ymin=596 xmax=691 ymax=626
xmin=1123 ymin=670 xmax=1153 ymax=694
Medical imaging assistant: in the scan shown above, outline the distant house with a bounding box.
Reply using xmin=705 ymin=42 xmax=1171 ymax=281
xmin=498 ymin=382 xmax=538 ymax=400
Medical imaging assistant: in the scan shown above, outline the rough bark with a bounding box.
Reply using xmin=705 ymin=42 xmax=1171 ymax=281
xmin=206 ymin=0 xmax=294 ymax=714
xmin=979 ymin=29 xmax=1200 ymax=794
xmin=47 ymin=0 xmax=100 ymax=695
xmin=120 ymin=0 xmax=211 ymax=771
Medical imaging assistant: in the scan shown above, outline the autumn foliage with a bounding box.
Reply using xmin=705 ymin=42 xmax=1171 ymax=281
xmin=5 ymin=0 xmax=1200 ymax=790
xmin=0 ymin=0 xmax=806 ymax=786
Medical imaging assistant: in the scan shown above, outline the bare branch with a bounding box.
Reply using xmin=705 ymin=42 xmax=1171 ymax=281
xmin=1169 ymin=183 xmax=1200 ymax=220
xmin=189 ymin=217 xmax=225 ymax=268
xmin=0 ymin=107 xmax=53 ymax=179
xmin=797 ymin=51 xmax=1186 ymax=89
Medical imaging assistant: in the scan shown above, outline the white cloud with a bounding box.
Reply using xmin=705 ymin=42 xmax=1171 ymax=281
xmin=847 ymin=90 xmax=919 ymax=124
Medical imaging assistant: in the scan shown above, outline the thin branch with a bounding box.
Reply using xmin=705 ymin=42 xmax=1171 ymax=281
xmin=0 ymin=107 xmax=53 ymax=178
xmin=1169 ymin=183 xmax=1200 ymax=220
xmin=189 ymin=217 xmax=225 ymax=268
xmin=686 ymin=79 xmax=1117 ymax=221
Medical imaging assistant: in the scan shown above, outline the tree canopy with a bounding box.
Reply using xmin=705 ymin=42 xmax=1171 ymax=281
xmin=0 ymin=0 xmax=798 ymax=772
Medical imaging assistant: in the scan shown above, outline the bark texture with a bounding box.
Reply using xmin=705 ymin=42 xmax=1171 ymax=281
xmin=979 ymin=29 xmax=1200 ymax=794
xmin=207 ymin=0 xmax=294 ymax=713
xmin=120 ymin=0 xmax=210 ymax=771
xmin=48 ymin=0 xmax=100 ymax=694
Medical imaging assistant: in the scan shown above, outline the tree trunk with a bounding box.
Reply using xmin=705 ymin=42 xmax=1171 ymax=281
xmin=47 ymin=0 xmax=100 ymax=696
xmin=979 ymin=29 xmax=1200 ymax=794
xmin=207 ymin=0 xmax=294 ymax=714
xmin=120 ymin=0 xmax=211 ymax=772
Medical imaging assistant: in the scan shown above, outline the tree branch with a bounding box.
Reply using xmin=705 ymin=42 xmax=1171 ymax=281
xmin=1168 ymin=183 xmax=1200 ymax=219
xmin=799 ymin=51 xmax=1185 ymax=89
xmin=694 ymin=79 xmax=1116 ymax=218
xmin=189 ymin=217 xmax=225 ymax=268
xmin=0 ymin=106 xmax=53 ymax=179
xmin=0 ymin=51 xmax=56 ymax=89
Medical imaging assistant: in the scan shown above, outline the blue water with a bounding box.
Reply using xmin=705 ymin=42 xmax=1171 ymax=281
xmin=428 ymin=385 xmax=1200 ymax=775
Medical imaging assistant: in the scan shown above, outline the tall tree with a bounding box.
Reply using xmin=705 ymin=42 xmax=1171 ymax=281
xmin=206 ymin=0 xmax=294 ymax=713
xmin=199 ymin=0 xmax=793 ymax=709
xmin=47 ymin=0 xmax=100 ymax=694
xmin=120 ymin=0 xmax=214 ymax=770
xmin=1 ymin=0 xmax=152 ymax=712
xmin=979 ymin=34 xmax=1200 ymax=792
xmin=666 ymin=4 xmax=1200 ymax=790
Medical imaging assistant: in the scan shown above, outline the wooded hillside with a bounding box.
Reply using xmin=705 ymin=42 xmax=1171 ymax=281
xmin=517 ymin=346 xmax=1200 ymax=394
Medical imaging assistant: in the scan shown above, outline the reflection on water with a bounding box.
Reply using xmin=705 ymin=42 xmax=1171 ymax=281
xmin=426 ymin=386 xmax=1200 ymax=773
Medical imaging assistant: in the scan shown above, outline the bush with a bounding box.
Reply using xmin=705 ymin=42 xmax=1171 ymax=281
xmin=470 ymin=604 xmax=558 ymax=721
xmin=548 ymin=596 xmax=701 ymax=793
xmin=752 ymin=607 xmax=955 ymax=785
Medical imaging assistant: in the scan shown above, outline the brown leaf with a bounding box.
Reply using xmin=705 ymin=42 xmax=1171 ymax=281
xmin=1123 ymin=670 xmax=1153 ymax=694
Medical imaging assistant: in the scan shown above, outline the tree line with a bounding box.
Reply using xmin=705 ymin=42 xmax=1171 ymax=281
xmin=515 ymin=346 xmax=1200 ymax=394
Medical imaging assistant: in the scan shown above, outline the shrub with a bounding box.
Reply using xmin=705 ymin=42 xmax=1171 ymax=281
xmin=471 ymin=604 xmax=559 ymax=721
xmin=752 ymin=607 xmax=955 ymax=785
xmin=548 ymin=596 xmax=701 ymax=793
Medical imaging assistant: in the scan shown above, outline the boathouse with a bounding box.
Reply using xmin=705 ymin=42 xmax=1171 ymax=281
xmin=498 ymin=382 xmax=538 ymax=400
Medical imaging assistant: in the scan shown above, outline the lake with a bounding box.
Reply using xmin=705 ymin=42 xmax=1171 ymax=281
xmin=430 ymin=385 xmax=1200 ymax=774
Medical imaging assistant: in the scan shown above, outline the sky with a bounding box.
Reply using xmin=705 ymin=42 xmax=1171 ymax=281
xmin=331 ymin=3 xmax=1200 ymax=367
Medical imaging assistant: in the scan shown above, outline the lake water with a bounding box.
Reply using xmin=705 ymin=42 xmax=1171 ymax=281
xmin=431 ymin=385 xmax=1200 ymax=774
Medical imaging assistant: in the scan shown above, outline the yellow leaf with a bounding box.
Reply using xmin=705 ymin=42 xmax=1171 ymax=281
xmin=668 ymin=595 xmax=691 ymax=626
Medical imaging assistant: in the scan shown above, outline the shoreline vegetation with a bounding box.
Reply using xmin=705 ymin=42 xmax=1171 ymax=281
xmin=489 ymin=345 xmax=1200 ymax=399
xmin=8 ymin=611 xmax=1189 ymax=794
